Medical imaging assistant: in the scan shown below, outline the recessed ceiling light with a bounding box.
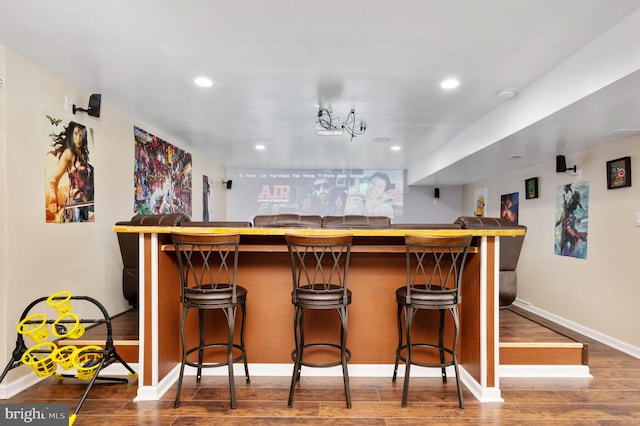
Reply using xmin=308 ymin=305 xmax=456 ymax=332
xmin=255 ymin=144 xmax=266 ymax=150
xmin=440 ymin=78 xmax=460 ymax=89
xmin=390 ymin=145 xmax=401 ymax=151
xmin=194 ymin=76 xmax=213 ymax=87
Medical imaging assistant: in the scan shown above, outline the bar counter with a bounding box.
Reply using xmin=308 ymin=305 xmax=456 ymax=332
xmin=113 ymin=224 xmax=525 ymax=403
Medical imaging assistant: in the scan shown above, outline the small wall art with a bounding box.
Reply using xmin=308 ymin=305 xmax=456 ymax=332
xmin=525 ymin=177 xmax=539 ymax=199
xmin=606 ymin=156 xmax=631 ymax=189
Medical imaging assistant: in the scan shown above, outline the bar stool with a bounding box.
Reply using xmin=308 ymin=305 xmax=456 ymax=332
xmin=392 ymin=235 xmax=472 ymax=408
xmin=171 ymin=233 xmax=250 ymax=409
xmin=285 ymin=234 xmax=353 ymax=408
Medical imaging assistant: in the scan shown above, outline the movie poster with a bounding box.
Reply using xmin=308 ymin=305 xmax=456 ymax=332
xmin=500 ymin=192 xmax=519 ymax=224
xmin=555 ymin=182 xmax=589 ymax=259
xmin=44 ymin=114 xmax=95 ymax=223
xmin=133 ymin=126 xmax=192 ymax=216
xmin=227 ymin=169 xmax=404 ymax=221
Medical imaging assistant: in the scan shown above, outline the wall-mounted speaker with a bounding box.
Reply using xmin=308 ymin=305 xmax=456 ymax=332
xmin=434 ymin=187 xmax=440 ymax=199
xmin=87 ymin=94 xmax=101 ymax=117
xmin=73 ymin=93 xmax=101 ymax=117
xmin=556 ymin=154 xmax=577 ymax=173
xmin=556 ymin=155 xmax=567 ymax=173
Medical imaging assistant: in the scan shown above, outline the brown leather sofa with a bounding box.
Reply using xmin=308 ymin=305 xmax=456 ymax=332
xmin=253 ymin=214 xmax=322 ymax=228
xmin=454 ymin=216 xmax=526 ymax=308
xmin=321 ymin=215 xmax=391 ymax=229
xmin=115 ymin=213 xmax=191 ymax=307
xmin=183 ymin=221 xmax=252 ymax=228
xmin=390 ymin=223 xmax=462 ymax=230
xmin=252 ymin=214 xmax=392 ymax=229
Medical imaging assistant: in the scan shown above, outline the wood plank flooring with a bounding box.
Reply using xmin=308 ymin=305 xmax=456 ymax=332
xmin=4 ymin=307 xmax=640 ymax=425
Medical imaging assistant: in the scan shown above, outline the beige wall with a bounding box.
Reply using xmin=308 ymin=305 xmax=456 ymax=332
xmin=463 ymin=134 xmax=640 ymax=350
xmin=0 ymin=48 xmax=8 ymax=385
xmin=0 ymin=49 xmax=225 ymax=387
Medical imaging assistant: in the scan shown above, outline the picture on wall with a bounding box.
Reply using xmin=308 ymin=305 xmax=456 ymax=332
xmin=525 ymin=177 xmax=539 ymax=199
xmin=606 ymin=156 xmax=631 ymax=189
xmin=44 ymin=114 xmax=95 ymax=223
xmin=555 ymin=182 xmax=589 ymax=259
xmin=474 ymin=187 xmax=487 ymax=217
xmin=133 ymin=126 xmax=192 ymax=216
xmin=500 ymin=192 xmax=519 ymax=224
xmin=203 ymin=175 xmax=212 ymax=221
xmin=226 ymin=169 xmax=404 ymax=221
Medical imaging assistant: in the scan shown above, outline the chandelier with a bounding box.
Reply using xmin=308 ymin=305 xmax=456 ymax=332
xmin=316 ymin=107 xmax=367 ymax=141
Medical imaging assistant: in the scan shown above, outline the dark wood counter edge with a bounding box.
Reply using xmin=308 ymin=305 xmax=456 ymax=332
xmin=113 ymin=225 xmax=525 ymax=238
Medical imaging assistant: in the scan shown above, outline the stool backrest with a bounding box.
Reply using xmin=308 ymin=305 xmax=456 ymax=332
xmin=171 ymin=233 xmax=241 ymax=304
xmin=404 ymin=235 xmax=473 ymax=306
xmin=285 ymin=234 xmax=353 ymax=305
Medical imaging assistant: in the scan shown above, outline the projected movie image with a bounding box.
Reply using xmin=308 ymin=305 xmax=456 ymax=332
xmin=227 ymin=169 xmax=404 ymax=222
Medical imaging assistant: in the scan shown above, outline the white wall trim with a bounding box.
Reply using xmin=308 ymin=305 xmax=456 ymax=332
xmin=0 ymin=370 xmax=41 ymax=399
xmin=513 ymin=299 xmax=640 ymax=359
xmin=500 ymin=365 xmax=591 ymax=378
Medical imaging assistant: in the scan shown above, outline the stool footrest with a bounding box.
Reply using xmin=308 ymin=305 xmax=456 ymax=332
xmin=185 ymin=343 xmax=247 ymax=368
xmin=291 ymin=343 xmax=352 ymax=368
xmin=395 ymin=343 xmax=455 ymax=368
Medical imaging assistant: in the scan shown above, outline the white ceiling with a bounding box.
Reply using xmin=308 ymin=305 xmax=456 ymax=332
xmin=2 ymin=0 xmax=640 ymax=186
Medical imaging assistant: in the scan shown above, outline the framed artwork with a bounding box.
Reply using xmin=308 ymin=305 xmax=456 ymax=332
xmin=525 ymin=177 xmax=539 ymax=199
xmin=606 ymin=156 xmax=631 ymax=189
xmin=500 ymin=192 xmax=519 ymax=224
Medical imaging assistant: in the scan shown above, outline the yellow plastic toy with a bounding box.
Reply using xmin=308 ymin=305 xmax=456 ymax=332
xmin=21 ymin=341 xmax=58 ymax=378
xmin=53 ymin=345 xmax=78 ymax=370
xmin=73 ymin=346 xmax=104 ymax=380
xmin=46 ymin=290 xmax=73 ymax=315
xmin=16 ymin=313 xmax=49 ymax=342
xmin=53 ymin=313 xmax=85 ymax=339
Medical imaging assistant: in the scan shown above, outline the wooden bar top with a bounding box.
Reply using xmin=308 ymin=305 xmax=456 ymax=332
xmin=113 ymin=225 xmax=525 ymax=237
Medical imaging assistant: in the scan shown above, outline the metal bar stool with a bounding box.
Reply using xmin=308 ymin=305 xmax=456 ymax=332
xmin=285 ymin=234 xmax=353 ymax=408
xmin=172 ymin=233 xmax=250 ymax=409
xmin=392 ymin=234 xmax=472 ymax=408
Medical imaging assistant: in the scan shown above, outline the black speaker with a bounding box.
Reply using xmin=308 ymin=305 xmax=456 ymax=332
xmin=434 ymin=187 xmax=440 ymax=198
xmin=73 ymin=93 xmax=101 ymax=117
xmin=87 ymin=94 xmax=101 ymax=117
xmin=226 ymin=180 xmax=233 ymax=190
xmin=556 ymin=155 xmax=567 ymax=173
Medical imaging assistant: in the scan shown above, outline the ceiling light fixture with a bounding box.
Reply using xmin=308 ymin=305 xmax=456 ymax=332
xmin=497 ymin=88 xmax=516 ymax=99
xmin=390 ymin=145 xmax=401 ymax=151
xmin=194 ymin=76 xmax=213 ymax=87
xmin=316 ymin=106 xmax=367 ymax=141
xmin=440 ymin=78 xmax=460 ymax=89
xmin=255 ymin=144 xmax=266 ymax=150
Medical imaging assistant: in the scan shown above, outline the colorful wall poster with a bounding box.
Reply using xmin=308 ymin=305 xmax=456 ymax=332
xmin=133 ymin=126 xmax=192 ymax=216
xmin=500 ymin=192 xmax=519 ymax=224
xmin=555 ymin=182 xmax=589 ymax=259
xmin=45 ymin=114 xmax=95 ymax=223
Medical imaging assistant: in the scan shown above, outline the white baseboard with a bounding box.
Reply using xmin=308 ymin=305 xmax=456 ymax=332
xmin=500 ymin=364 xmax=591 ymax=378
xmin=512 ymin=299 xmax=640 ymax=359
xmin=0 ymin=369 xmax=43 ymax=399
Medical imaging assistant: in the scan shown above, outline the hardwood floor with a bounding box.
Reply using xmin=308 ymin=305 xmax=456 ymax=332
xmin=4 ymin=307 xmax=640 ymax=425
